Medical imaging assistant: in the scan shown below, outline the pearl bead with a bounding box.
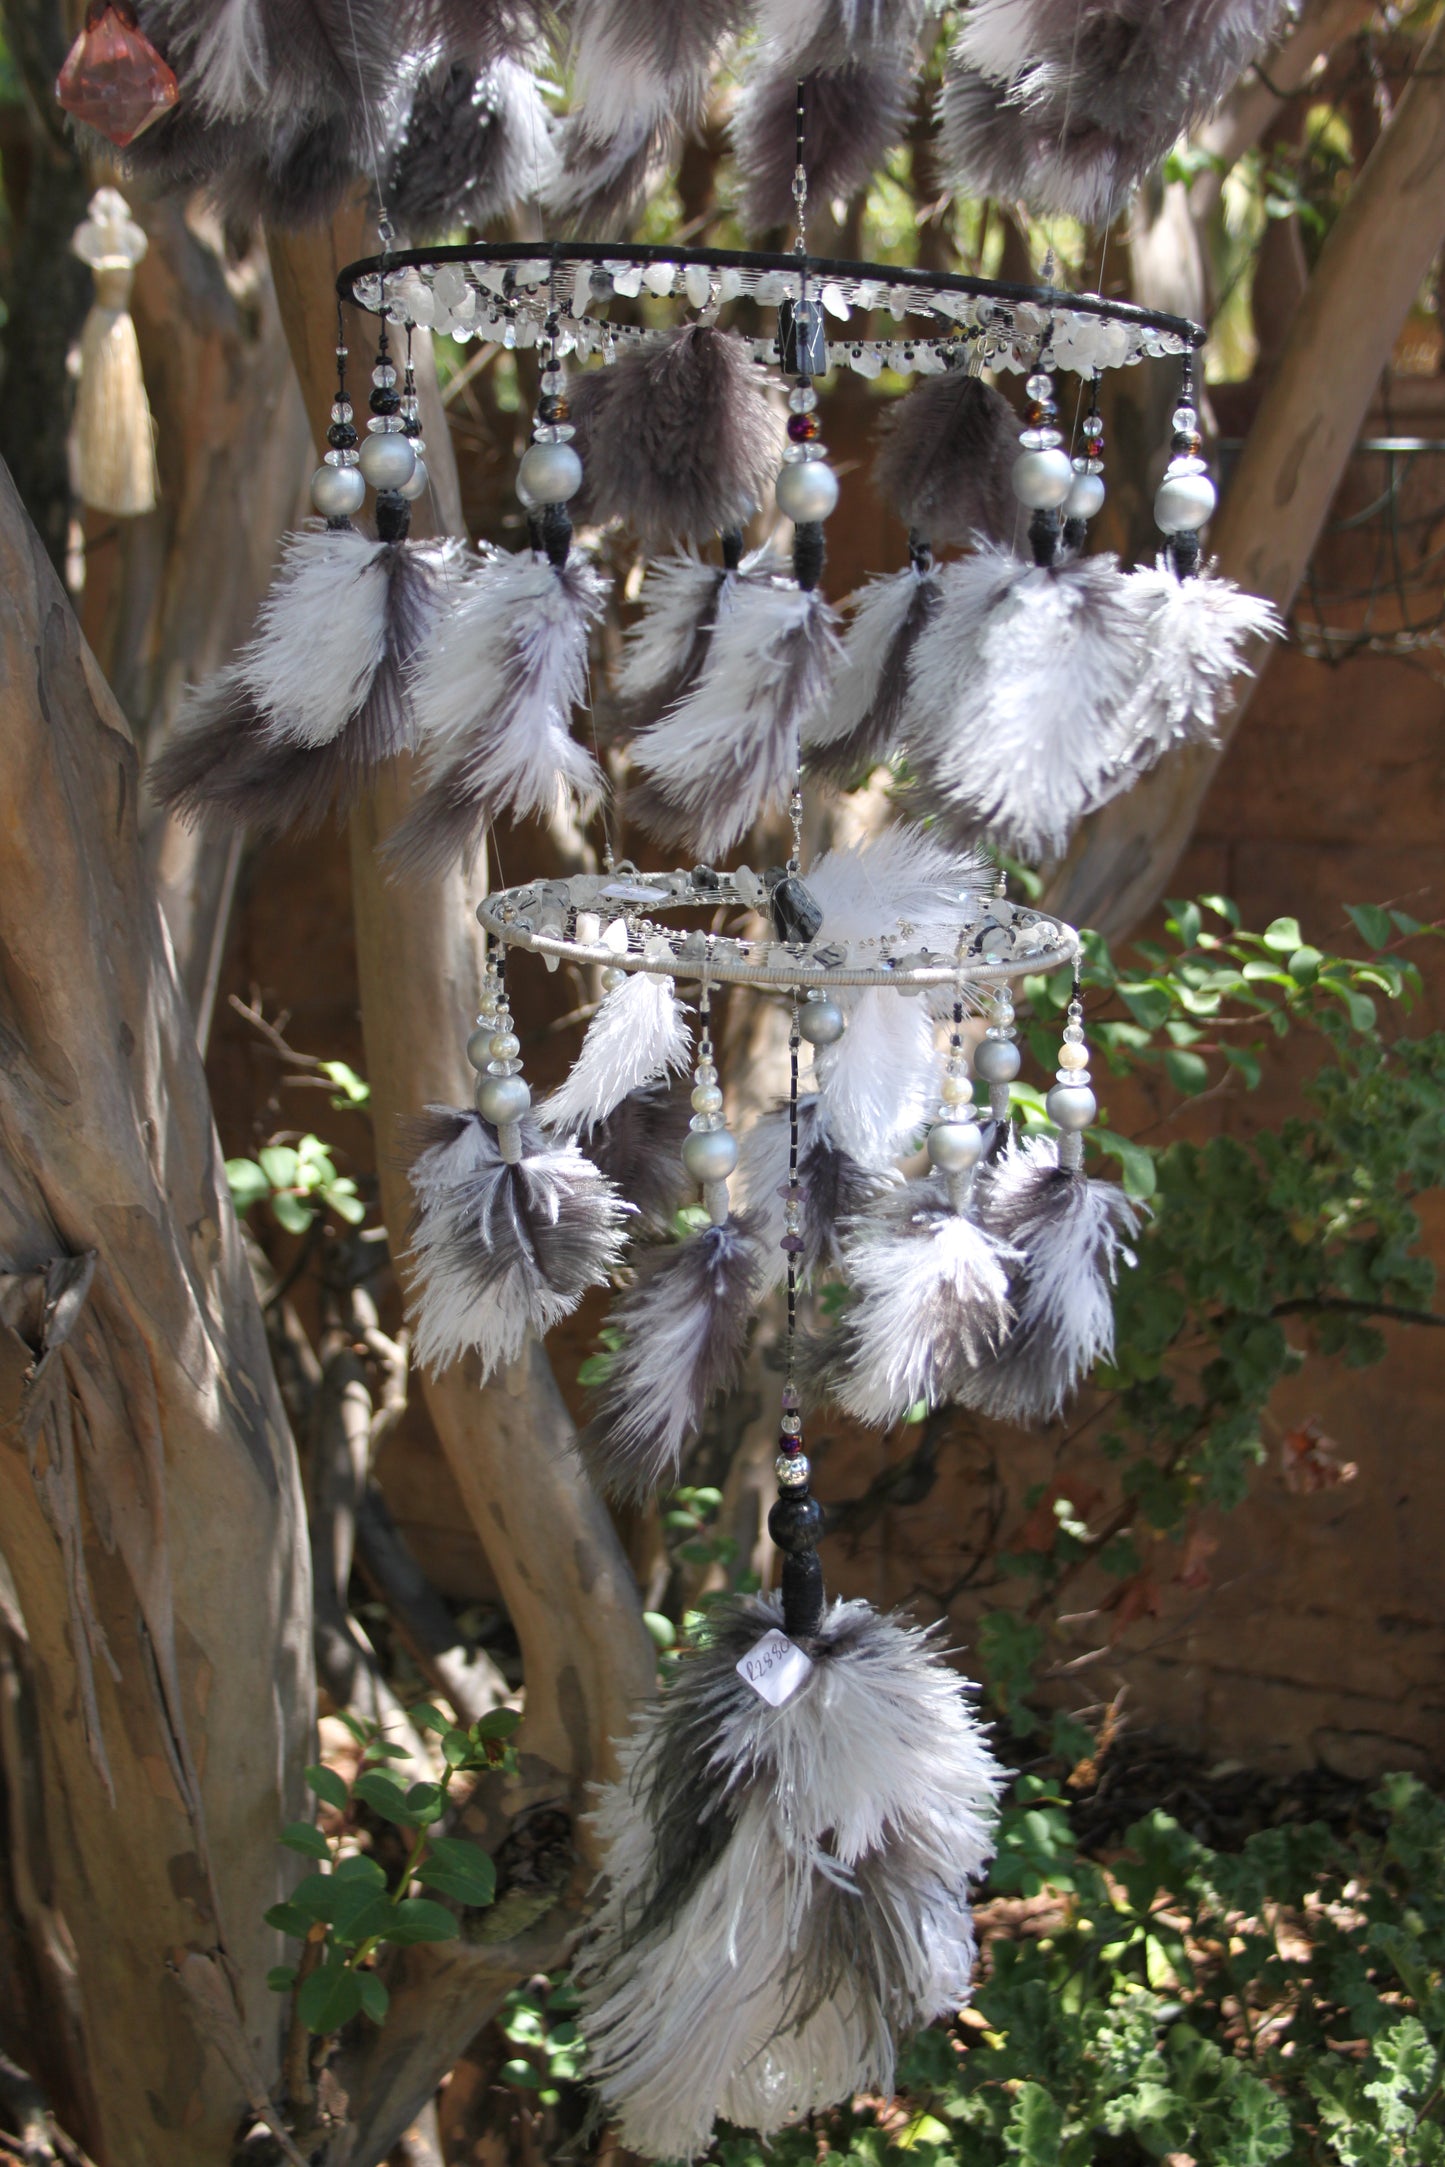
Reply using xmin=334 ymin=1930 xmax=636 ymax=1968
xmin=927 ymin=1119 xmax=984 ymax=1173
xmin=600 ymin=966 xmax=626 ymax=993
xmin=465 ymin=1024 xmax=493 ymax=1072
xmin=775 ymin=459 xmax=839 ymax=524
xmin=1046 ymin=1081 xmax=1097 ymax=1131
xmin=1154 ymin=470 xmax=1216 ymax=533
xmin=798 ymin=996 xmax=846 ymax=1046
xmin=940 ymin=1072 xmax=970 ymax=1105
xmin=691 ymin=1083 xmax=724 ymax=1116
xmin=358 ymin=430 xmax=418 ymax=492
xmin=517 ymin=441 xmax=583 ymax=505
xmin=310 ymin=462 xmax=365 ymax=518
xmin=398 ymin=453 xmax=429 ymax=503
xmin=1064 ymin=470 xmax=1106 ymax=521
xmin=973 ymin=1036 xmax=1021 ymax=1084
xmin=477 ymin=1073 xmax=532 ymax=1126
xmin=1057 ymin=1042 xmax=1090 ymax=1071
xmin=1011 ymin=446 xmax=1073 ymax=511
xmin=682 ymin=1126 xmax=738 ymax=1184
xmin=488 ymin=1031 xmax=520 ymax=1063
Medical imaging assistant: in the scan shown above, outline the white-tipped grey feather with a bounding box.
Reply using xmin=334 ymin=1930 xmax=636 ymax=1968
xmin=803 ymin=562 xmax=940 ymax=782
xmin=615 ymin=549 xmax=774 ymax=731
xmin=169 ymin=0 xmax=268 ymax=118
xmin=630 ymin=576 xmax=841 ymax=861
xmin=576 ymin=1592 xmax=1003 ymax=2161
xmin=404 ymin=1107 xmax=631 ymax=1381
xmin=907 ymin=543 xmax=1147 ymax=860
xmin=825 ymin=1182 xmax=1018 ymax=1425
xmin=243 ymin=526 xmax=394 ymax=748
xmin=737 ymin=1093 xmax=903 ymax=1284
xmin=805 ymin=819 xmax=992 ymax=941
xmin=1103 ymin=560 xmax=1282 ymax=785
xmin=964 ymin=1132 xmax=1143 ymax=1424
xmin=541 ymin=970 xmax=692 ymax=1134
xmin=565 ymin=0 xmax=748 ymax=140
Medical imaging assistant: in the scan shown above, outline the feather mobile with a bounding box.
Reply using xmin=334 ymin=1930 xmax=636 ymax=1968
xmin=387 ymin=549 xmax=606 ymax=877
xmin=576 ymin=1592 xmax=1002 ymax=2162
xmin=964 ymin=1131 xmax=1141 ymax=1425
xmin=737 ymin=1093 xmax=901 ymax=1283
xmin=404 ymin=1105 xmax=631 ymax=1379
xmin=615 ymin=545 xmax=773 ymax=738
xmin=580 ymin=1210 xmax=769 ymax=1501
xmin=541 ymin=969 xmax=692 ymax=1134
xmin=629 ymin=573 xmax=841 ymax=862
xmin=802 ymin=556 xmax=940 ymax=786
xmin=569 ymin=328 xmax=783 ymax=550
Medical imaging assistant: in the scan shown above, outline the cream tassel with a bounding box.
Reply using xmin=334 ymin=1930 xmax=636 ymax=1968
xmin=70 ymin=189 xmax=157 ymax=518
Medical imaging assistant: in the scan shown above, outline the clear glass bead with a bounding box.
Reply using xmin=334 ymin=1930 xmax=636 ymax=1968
xmin=1084 ymin=456 xmax=1105 ymax=474
xmin=1037 ymin=427 xmax=1063 ymax=448
xmin=781 ymin=1413 xmax=803 ymax=1437
xmin=540 ymin=368 xmax=564 ymax=394
xmin=371 ymin=362 xmax=397 ymax=388
xmin=1025 ymin=371 xmax=1053 ymax=399
xmin=1082 ymin=413 xmax=1104 ymax=440
xmin=1019 ymin=427 xmax=1046 ymax=450
xmin=330 ymin=399 xmax=353 ymax=424
xmin=788 ymin=385 xmax=818 ymax=412
xmin=1172 ymin=404 xmax=1198 ymax=432
xmin=804 ymin=442 xmax=830 ymax=461
xmin=532 ymin=422 xmax=577 ymax=443
xmin=776 ymin=1452 xmax=810 ymax=1488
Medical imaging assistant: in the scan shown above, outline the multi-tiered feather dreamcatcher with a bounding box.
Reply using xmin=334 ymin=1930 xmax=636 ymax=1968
xmin=141 ymin=34 xmax=1280 ymax=2149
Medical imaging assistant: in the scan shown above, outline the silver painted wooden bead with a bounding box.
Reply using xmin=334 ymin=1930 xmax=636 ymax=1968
xmin=973 ymin=1036 xmax=1021 ymax=1083
xmin=310 ymin=463 xmax=366 ymax=518
xmin=927 ymin=1119 xmax=984 ymax=1173
xmin=1011 ymin=446 xmax=1073 ymax=510
xmin=358 ymin=430 xmax=418 ymax=492
xmin=477 ymin=1073 xmax=532 ymax=1126
xmin=398 ymin=453 xmax=430 ymax=502
xmin=1154 ymin=470 xmax=1216 ymax=532
xmin=517 ymin=441 xmax=583 ymax=505
xmin=1046 ymin=1081 xmax=1097 ymax=1131
xmin=1064 ymin=470 xmax=1106 ymax=521
xmin=466 ymin=1024 xmax=493 ymax=1071
xmin=798 ymin=995 xmax=846 ymax=1045
xmin=682 ymin=1126 xmax=738 ymax=1184
xmin=775 ymin=459 xmax=839 ymax=523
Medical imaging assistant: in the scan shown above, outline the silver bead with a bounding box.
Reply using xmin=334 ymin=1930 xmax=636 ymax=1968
xmin=1064 ymin=470 xmax=1106 ymax=522
xmin=927 ymin=1119 xmax=984 ymax=1173
xmin=774 ymin=458 xmax=839 ymax=523
xmin=477 ymin=1073 xmax=532 ymax=1126
xmin=398 ymin=453 xmax=429 ymax=503
xmin=358 ymin=430 xmax=418 ymax=492
xmin=309 ymin=462 xmax=366 ymax=518
xmin=1011 ymin=446 xmax=1073 ymax=511
xmin=682 ymin=1126 xmax=739 ymax=1184
xmin=775 ymin=1452 xmax=811 ymax=1489
xmin=1154 ymin=469 xmax=1216 ymax=533
xmin=465 ymin=1024 xmax=493 ymax=1072
xmin=973 ymin=1036 xmax=1021 ymax=1084
xmin=517 ymin=440 xmax=583 ymax=505
xmin=1046 ymin=1080 xmax=1097 ymax=1131
xmin=798 ymin=995 xmax=846 ymax=1046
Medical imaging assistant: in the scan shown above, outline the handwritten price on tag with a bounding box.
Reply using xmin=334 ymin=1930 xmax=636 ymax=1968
xmin=736 ymin=1628 xmax=813 ymax=1707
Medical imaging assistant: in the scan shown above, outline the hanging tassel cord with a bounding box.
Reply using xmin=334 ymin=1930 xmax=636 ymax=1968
xmin=771 ymin=998 xmax=825 ymax=1639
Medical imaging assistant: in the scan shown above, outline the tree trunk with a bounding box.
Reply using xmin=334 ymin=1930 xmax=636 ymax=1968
xmin=0 ymin=460 xmax=314 ymax=2165
xmin=1045 ymin=9 xmax=1445 ymax=937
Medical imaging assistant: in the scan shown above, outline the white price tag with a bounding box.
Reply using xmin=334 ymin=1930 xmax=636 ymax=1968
xmin=735 ymin=1629 xmax=813 ymax=1708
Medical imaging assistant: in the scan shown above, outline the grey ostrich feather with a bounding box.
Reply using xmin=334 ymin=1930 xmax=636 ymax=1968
xmin=403 ymin=1106 xmax=631 ymax=1379
xmin=961 ymin=1132 xmax=1143 ymax=1425
xmin=570 ymin=329 xmax=783 ymax=550
xmin=580 ymin=1211 xmax=768 ymax=1501
xmin=585 ymin=1083 xmax=695 ymax=1236
xmin=149 ymin=671 xmax=348 ymax=836
xmin=803 ymin=563 xmax=941 ymax=787
xmin=737 ymin=1094 xmax=902 ymax=1283
xmin=873 ymin=369 xmax=1018 ymax=549
xmin=615 ymin=550 xmax=776 ymax=739
xmin=733 ymin=47 xmax=917 ymax=231
xmin=576 ymin=1591 xmax=1002 ymax=2161
xmin=385 ymin=57 xmax=554 ymax=237
xmin=544 ymin=116 xmax=677 ymax=235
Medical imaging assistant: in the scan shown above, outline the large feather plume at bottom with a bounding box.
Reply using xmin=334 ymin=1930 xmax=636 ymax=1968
xmin=576 ymin=1592 xmax=1002 ymax=2161
xmin=963 ymin=1133 xmax=1143 ymax=1425
xmin=1101 ymin=561 xmax=1282 ymax=792
xmin=580 ymin=1211 xmax=769 ymax=1501
xmin=403 ymin=1108 xmax=630 ymax=1380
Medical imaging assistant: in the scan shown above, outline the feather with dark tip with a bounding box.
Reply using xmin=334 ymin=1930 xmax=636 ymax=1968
xmin=733 ymin=46 xmax=917 ymax=231
xmin=580 ymin=1211 xmax=769 ymax=1501
xmin=754 ymin=0 xmax=931 ymax=66
xmin=585 ymin=1083 xmax=695 ymax=1236
xmin=576 ymin=1590 xmax=1001 ymax=2162
xmin=803 ymin=562 xmax=940 ymax=787
xmin=570 ymin=329 xmax=783 ymax=551
xmin=397 ymin=0 xmax=556 ymax=67
xmin=615 ymin=550 xmax=776 ymax=739
xmin=385 ymin=57 xmax=554 ymax=237
xmin=960 ymin=1132 xmax=1143 ymax=1426
xmin=544 ymin=117 xmax=677 ymax=236
xmin=404 ymin=1106 xmax=631 ymax=1380
xmin=737 ymin=1094 xmax=902 ymax=1284
xmin=873 ymin=368 xmax=1018 ymax=549
xmin=149 ymin=670 xmax=348 ymax=836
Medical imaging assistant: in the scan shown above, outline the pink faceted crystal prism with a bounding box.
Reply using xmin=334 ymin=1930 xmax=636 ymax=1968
xmin=57 ymin=3 xmax=179 ymax=148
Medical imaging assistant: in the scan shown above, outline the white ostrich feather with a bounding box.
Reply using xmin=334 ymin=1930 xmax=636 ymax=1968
xmin=803 ymin=563 xmax=940 ymax=779
xmin=812 ymin=989 xmax=939 ymax=1166
xmin=631 ymin=577 xmax=840 ymax=861
xmin=616 ymin=550 xmax=772 ymax=707
xmin=577 ymin=1593 xmax=1002 ymax=2161
xmin=568 ymin=0 xmax=744 ymax=137
xmin=159 ymin=0 xmax=267 ymax=118
xmin=805 ymin=819 xmax=992 ymax=944
xmin=1104 ymin=560 xmax=1282 ymax=784
xmin=243 ymin=526 xmax=393 ymax=749
xmin=540 ymin=970 xmax=692 ymax=1134
xmin=829 ymin=1184 xmax=1018 ymax=1425
xmin=953 ymin=0 xmax=1048 ymax=81
xmin=753 ymin=0 xmax=929 ymax=64
xmin=909 ymin=543 xmax=1148 ymax=860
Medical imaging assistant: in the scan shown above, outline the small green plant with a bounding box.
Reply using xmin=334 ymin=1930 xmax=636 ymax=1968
xmin=227 ymin=1133 xmax=366 ymax=1236
xmin=265 ymin=1701 xmax=520 ymax=2035
xmin=498 ymin=1978 xmax=586 ymax=2104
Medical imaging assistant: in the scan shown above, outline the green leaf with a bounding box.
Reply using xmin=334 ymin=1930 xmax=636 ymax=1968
xmin=224 ymin=1158 xmax=270 ymax=1212
xmin=325 ymin=1184 xmax=367 ymax=1226
xmin=404 ymin=1781 xmax=447 ymax=1824
xmin=576 ymin=1352 xmax=616 ymax=1387
xmin=643 ymin=1611 xmax=677 ymax=1649
xmin=1288 ymin=945 xmax=1323 ymax=983
xmin=264 ymin=1902 xmax=312 ymax=1937
xmin=1346 ymin=902 xmax=1394 ymax=950
xmin=271 ymin=1190 xmax=314 ymax=1236
xmin=357 ymin=1970 xmax=389 ymax=2025
xmin=306 ymin=1764 xmax=350 ymax=1812
xmin=258 ymin=1144 xmax=299 ymax=1189
xmin=1004 ymin=2079 xmax=1063 ymax=2164
xmin=297 ymin=1959 xmax=364 ymax=2036
xmin=321 ymin=1059 xmax=371 ymax=1108
xmin=332 ymin=1854 xmax=386 ymax=1887
xmin=1094 ymin=1130 xmax=1158 ymax=1200
xmin=1200 ymin=892 xmax=1242 ymax=927
xmin=383 ymin=1898 xmax=460 ymax=1946
xmin=500 ymin=2059 xmax=543 ymax=2090
xmin=418 ymin=1842 xmax=498 ymax=1908
xmin=266 ymin=1965 xmax=297 ymax=1993
xmin=352 ymin=1771 xmax=420 ymax=1827
xmin=280 ymin=1821 xmax=331 ymax=1860
xmin=1119 ymin=982 xmax=1173 ymax=1031
xmin=333 ymin=1710 xmax=372 ymax=1744
xmin=1261 ymin=916 xmax=1303 ymax=953
xmin=409 ymin=1702 xmax=452 ymax=1734
xmin=1223 ymin=1046 xmax=1262 ymax=1090
xmin=1164 ymin=1048 xmax=1210 ymax=1096
xmin=473 ymin=1707 xmax=522 ymax=1742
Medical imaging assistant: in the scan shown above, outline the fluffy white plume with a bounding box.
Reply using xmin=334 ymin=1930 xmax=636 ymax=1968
xmin=577 ymin=1593 xmax=1003 ymax=2161
xmin=825 ymin=1183 xmax=1018 ymax=1425
xmin=388 ymin=550 xmax=605 ymax=875
xmin=615 ymin=549 xmax=774 ymax=732
xmin=803 ymin=563 xmax=940 ymax=784
xmin=736 ymin=1093 xmax=902 ymax=1284
xmin=953 ymin=0 xmax=1044 ymax=81
xmin=566 ymin=0 xmax=747 ymax=139
xmin=1103 ymin=560 xmax=1282 ymax=786
xmin=242 ymin=526 xmax=395 ymax=748
xmin=812 ymin=989 xmax=938 ymax=1166
xmin=805 ymin=819 xmax=992 ymax=944
xmin=965 ymin=1132 xmax=1143 ymax=1424
xmin=405 ymin=1107 xmax=631 ymax=1380
xmin=581 ymin=1212 xmax=769 ymax=1500
xmin=541 ymin=971 xmax=692 ymax=1134
xmin=752 ymin=0 xmax=930 ymax=65
xmin=631 ymin=577 xmax=841 ymax=861
xmin=908 ymin=544 xmax=1147 ymax=860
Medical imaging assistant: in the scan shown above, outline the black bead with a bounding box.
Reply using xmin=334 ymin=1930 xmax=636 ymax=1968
xmin=537 ymin=394 xmax=567 ymax=423
xmin=369 ymin=387 xmax=401 ymax=417
xmin=326 ymin=421 xmax=358 ymax=451
xmin=777 ymin=296 xmax=828 ymax=379
xmin=781 ymin=1549 xmax=826 ymax=1640
xmin=768 ymin=1492 xmax=825 ymax=1553
xmin=1028 ymin=506 xmax=1062 ymax=569
xmin=765 ymin=870 xmax=824 ymax=947
xmin=1167 ymin=529 xmax=1202 ymax=580
xmin=374 ymin=490 xmax=411 ymax=544
xmin=793 ymin=519 xmax=826 ymax=593
xmin=538 ymin=501 xmax=572 ymax=569
xmin=720 ymin=527 xmax=744 ymax=572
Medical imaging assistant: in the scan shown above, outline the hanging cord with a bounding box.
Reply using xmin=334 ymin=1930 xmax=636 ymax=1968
xmin=770 ymin=990 xmax=825 ymax=1640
